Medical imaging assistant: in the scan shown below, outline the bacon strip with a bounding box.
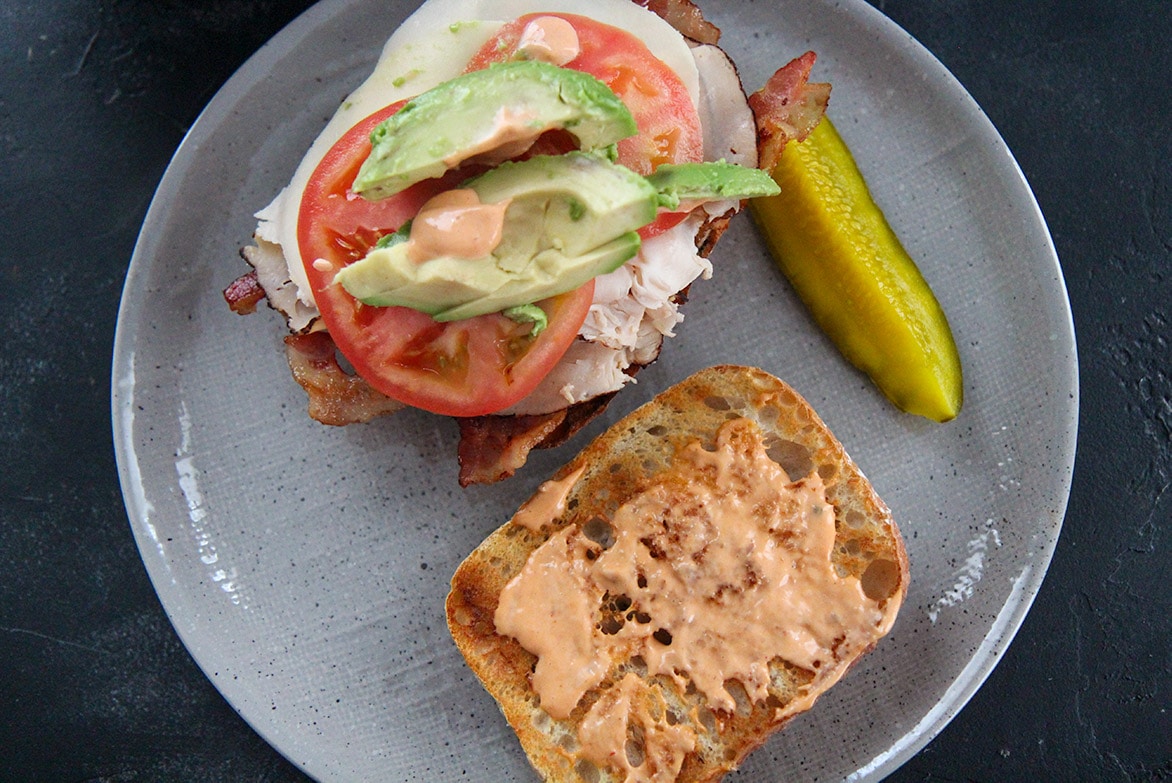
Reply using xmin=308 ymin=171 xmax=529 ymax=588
xmin=457 ymin=411 xmax=567 ymax=487
xmin=457 ymin=391 xmax=617 ymax=486
xmin=223 ymin=270 xmax=266 ymax=315
xmin=749 ymin=52 xmax=832 ymax=173
xmin=634 ymin=0 xmax=721 ymax=45
xmin=284 ymin=332 xmax=403 ymax=426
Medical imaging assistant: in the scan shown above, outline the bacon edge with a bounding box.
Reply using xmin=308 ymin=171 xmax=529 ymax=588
xmin=456 ymin=392 xmax=618 ymax=487
xmin=284 ymin=332 xmax=404 ymax=426
xmin=632 ymin=0 xmax=721 ymax=45
xmin=223 ymin=270 xmax=266 ymax=315
xmin=749 ymin=51 xmax=832 ymax=173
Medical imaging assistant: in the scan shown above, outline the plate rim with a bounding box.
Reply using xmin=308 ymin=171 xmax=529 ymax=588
xmin=111 ymin=0 xmax=1079 ymax=779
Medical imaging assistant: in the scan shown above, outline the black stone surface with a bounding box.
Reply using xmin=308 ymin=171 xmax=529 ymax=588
xmin=1 ymin=1 xmax=1168 ymax=781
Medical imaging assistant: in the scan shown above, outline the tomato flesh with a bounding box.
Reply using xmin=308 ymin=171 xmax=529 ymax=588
xmin=297 ymin=13 xmax=703 ymax=416
xmin=298 ymin=103 xmax=594 ymax=417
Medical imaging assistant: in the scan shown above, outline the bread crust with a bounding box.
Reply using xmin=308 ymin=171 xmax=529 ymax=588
xmin=447 ymin=365 xmax=909 ymax=782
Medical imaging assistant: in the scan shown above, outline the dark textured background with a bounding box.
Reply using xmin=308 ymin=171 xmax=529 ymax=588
xmin=1 ymin=0 xmax=1169 ymax=780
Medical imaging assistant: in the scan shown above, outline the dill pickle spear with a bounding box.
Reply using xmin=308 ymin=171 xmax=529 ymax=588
xmin=750 ymin=118 xmax=963 ymax=422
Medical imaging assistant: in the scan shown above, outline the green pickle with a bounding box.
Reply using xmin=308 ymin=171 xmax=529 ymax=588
xmin=750 ymin=118 xmax=963 ymax=422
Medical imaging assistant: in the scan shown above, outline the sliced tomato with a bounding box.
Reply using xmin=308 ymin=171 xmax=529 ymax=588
xmin=297 ymin=103 xmax=595 ymax=417
xmin=641 ymin=211 xmax=690 ymax=238
xmin=467 ymin=13 xmax=704 ymax=238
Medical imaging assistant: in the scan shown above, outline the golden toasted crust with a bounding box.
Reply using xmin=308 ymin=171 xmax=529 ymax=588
xmin=446 ymin=365 xmax=909 ymax=783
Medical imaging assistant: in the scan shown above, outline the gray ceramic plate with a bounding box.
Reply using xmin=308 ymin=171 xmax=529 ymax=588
xmin=112 ymin=0 xmax=1078 ymax=780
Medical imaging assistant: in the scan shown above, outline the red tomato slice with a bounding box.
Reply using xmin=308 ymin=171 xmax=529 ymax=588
xmin=467 ymin=13 xmax=704 ymax=238
xmin=297 ymin=103 xmax=595 ymax=417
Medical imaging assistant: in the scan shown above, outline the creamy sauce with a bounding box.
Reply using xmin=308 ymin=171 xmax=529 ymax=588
xmin=515 ymin=16 xmax=581 ymax=65
xmin=577 ymin=673 xmax=696 ymax=783
xmin=495 ymin=527 xmax=613 ymax=718
xmin=494 ymin=417 xmax=891 ymax=776
xmin=406 ymin=188 xmax=510 ymax=262
xmin=513 ymin=465 xmax=586 ymax=531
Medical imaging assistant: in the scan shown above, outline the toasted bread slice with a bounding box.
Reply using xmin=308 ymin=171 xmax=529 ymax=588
xmin=446 ymin=366 xmax=908 ymax=782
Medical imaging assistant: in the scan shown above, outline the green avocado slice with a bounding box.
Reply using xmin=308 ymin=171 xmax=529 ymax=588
xmin=646 ymin=161 xmax=781 ymax=208
xmin=434 ymin=234 xmax=639 ymax=322
xmin=335 ymin=152 xmax=658 ymax=320
xmin=352 ymin=61 xmax=638 ymax=200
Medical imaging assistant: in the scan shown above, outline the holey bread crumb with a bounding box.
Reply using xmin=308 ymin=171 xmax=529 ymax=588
xmin=446 ymin=366 xmax=908 ymax=783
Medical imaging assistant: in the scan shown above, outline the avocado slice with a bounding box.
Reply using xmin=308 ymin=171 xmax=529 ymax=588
xmin=435 ymin=234 xmax=639 ymax=322
xmin=352 ymin=61 xmax=638 ymax=200
xmin=472 ymin=151 xmax=657 ymax=260
xmin=646 ymin=161 xmax=781 ymax=209
xmin=334 ymin=248 xmax=512 ymax=315
xmin=335 ymin=152 xmax=658 ymax=320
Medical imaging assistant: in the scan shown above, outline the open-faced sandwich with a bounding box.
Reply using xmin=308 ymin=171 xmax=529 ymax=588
xmin=447 ymin=365 xmax=909 ymax=782
xmin=224 ymin=0 xmax=831 ymax=485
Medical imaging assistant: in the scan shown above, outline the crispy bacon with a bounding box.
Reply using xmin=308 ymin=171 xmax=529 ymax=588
xmin=457 ymin=411 xmax=567 ymax=487
xmin=284 ymin=332 xmax=403 ymax=426
xmin=635 ymin=0 xmax=721 ymax=45
xmin=223 ymin=270 xmax=266 ymax=315
xmin=457 ymin=391 xmax=617 ymax=486
xmin=749 ymin=51 xmax=832 ymax=173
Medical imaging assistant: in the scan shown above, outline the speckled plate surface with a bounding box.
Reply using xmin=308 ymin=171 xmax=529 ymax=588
xmin=111 ymin=0 xmax=1077 ymax=780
